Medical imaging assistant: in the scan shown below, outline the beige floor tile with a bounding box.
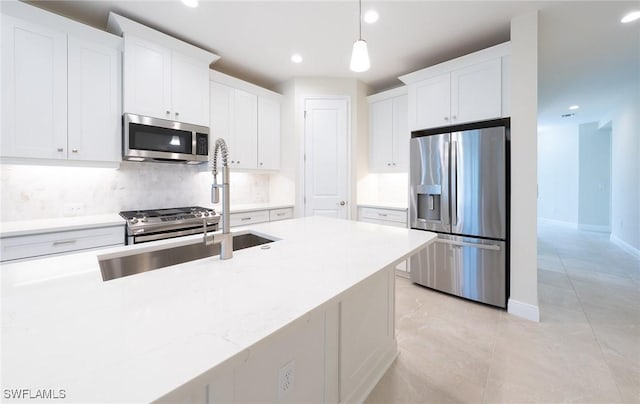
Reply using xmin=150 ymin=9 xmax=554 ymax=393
xmin=366 ymin=223 xmax=639 ymax=403
xmin=538 ymin=269 xmax=573 ymax=290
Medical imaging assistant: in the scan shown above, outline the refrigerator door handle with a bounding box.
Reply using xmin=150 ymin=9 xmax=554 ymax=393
xmin=436 ymin=238 xmax=501 ymax=251
xmin=451 ymin=140 xmax=458 ymax=226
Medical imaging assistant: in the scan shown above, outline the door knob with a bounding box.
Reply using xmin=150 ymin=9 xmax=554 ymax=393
xmin=339 ymin=201 xmax=346 ymax=206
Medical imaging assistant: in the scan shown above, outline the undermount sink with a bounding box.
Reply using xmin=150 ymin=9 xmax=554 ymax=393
xmin=98 ymin=232 xmax=275 ymax=281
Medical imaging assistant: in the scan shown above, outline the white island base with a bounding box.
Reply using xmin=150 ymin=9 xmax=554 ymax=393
xmin=158 ymin=265 xmax=397 ymax=404
xmin=1 ymin=217 xmax=435 ymax=403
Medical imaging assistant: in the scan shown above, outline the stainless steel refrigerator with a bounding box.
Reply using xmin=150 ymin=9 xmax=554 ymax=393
xmin=409 ymin=119 xmax=509 ymax=308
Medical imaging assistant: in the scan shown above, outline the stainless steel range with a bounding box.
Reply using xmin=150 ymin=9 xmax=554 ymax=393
xmin=120 ymin=206 xmax=220 ymax=245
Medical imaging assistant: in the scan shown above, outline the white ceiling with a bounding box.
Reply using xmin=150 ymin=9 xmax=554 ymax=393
xmin=25 ymin=0 xmax=640 ymax=129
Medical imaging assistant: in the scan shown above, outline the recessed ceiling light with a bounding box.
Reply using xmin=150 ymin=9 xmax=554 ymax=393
xmin=181 ymin=0 xmax=198 ymax=8
xmin=364 ymin=10 xmax=379 ymax=24
xmin=569 ymin=105 xmax=580 ymax=110
xmin=621 ymin=11 xmax=640 ymax=23
xmin=291 ymin=54 xmax=303 ymax=64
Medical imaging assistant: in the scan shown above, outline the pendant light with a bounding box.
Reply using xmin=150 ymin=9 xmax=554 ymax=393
xmin=350 ymin=0 xmax=370 ymax=72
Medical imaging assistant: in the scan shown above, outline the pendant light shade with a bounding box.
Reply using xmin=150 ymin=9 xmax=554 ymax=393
xmin=350 ymin=39 xmax=370 ymax=72
xmin=350 ymin=0 xmax=370 ymax=72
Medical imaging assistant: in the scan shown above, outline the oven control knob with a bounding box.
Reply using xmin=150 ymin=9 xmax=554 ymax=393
xmin=130 ymin=218 xmax=139 ymax=224
xmin=141 ymin=216 xmax=147 ymax=222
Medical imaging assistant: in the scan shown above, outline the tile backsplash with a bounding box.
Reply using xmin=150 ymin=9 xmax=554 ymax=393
xmin=0 ymin=162 xmax=271 ymax=221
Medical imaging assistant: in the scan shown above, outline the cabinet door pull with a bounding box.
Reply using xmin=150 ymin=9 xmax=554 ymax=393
xmin=57 ymin=148 xmax=64 ymax=152
xmin=72 ymin=149 xmax=78 ymax=153
xmin=166 ymin=110 xmax=171 ymax=116
xmin=53 ymin=239 xmax=77 ymax=246
xmin=241 ymin=217 xmax=252 ymax=221
xmin=444 ymin=117 xmax=449 ymax=121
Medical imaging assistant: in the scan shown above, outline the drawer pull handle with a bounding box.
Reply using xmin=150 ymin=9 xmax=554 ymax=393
xmin=378 ymin=213 xmax=388 ymax=217
xmin=53 ymin=239 xmax=77 ymax=246
xmin=276 ymin=213 xmax=285 ymax=216
xmin=241 ymin=217 xmax=252 ymax=221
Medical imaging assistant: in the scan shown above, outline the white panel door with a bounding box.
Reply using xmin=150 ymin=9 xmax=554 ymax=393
xmin=67 ymin=37 xmax=121 ymax=162
xmin=1 ymin=15 xmax=67 ymax=159
xmin=369 ymin=98 xmax=393 ymax=171
xmin=210 ymin=81 xmax=234 ymax=144
xmin=450 ymin=58 xmax=502 ymax=124
xmin=392 ymin=94 xmax=409 ymax=170
xmin=304 ymin=98 xmax=349 ymax=219
xmin=123 ymin=35 xmax=171 ymax=119
xmin=232 ymin=89 xmax=258 ymax=169
xmin=171 ymin=51 xmax=209 ymax=126
xmin=257 ymin=96 xmax=281 ymax=170
xmin=410 ymin=73 xmax=450 ymax=131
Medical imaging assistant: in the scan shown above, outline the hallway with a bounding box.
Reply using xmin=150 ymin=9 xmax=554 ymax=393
xmin=365 ymin=221 xmax=639 ymax=403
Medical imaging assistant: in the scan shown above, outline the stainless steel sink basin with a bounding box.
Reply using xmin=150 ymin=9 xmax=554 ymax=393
xmin=98 ymin=232 xmax=275 ymax=281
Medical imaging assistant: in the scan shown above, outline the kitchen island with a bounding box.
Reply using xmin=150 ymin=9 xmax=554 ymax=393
xmin=1 ymin=216 xmax=435 ymax=403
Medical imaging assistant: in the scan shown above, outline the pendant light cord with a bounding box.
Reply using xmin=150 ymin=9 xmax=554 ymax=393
xmin=358 ymin=0 xmax=362 ymax=40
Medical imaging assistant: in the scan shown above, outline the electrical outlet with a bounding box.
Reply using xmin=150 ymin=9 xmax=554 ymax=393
xmin=278 ymin=360 xmax=295 ymax=400
xmin=63 ymin=203 xmax=85 ymax=217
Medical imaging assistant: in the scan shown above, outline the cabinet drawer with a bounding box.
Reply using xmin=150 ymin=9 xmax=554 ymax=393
xmin=269 ymin=208 xmax=293 ymax=222
xmin=358 ymin=207 xmax=407 ymax=225
xmin=229 ymin=210 xmax=269 ymax=227
xmin=0 ymin=225 xmax=124 ymax=262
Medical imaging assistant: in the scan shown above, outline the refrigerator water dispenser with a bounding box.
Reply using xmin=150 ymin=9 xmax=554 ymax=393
xmin=417 ymin=184 xmax=441 ymax=221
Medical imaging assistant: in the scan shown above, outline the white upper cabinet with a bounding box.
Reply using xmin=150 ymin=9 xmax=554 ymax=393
xmin=257 ymin=97 xmax=281 ymax=170
xmin=410 ymin=73 xmax=450 ymax=130
xmin=122 ymin=35 xmax=210 ymax=127
xmin=1 ymin=15 xmax=68 ymax=159
xmin=122 ymin=35 xmax=172 ymax=120
xmin=172 ymin=52 xmax=210 ymax=126
xmin=232 ymin=89 xmax=258 ymax=169
xmin=67 ymin=37 xmax=121 ymax=162
xmin=1 ymin=5 xmax=122 ymax=164
xmin=368 ymin=88 xmax=408 ymax=172
xmin=209 ymin=70 xmax=282 ymax=171
xmin=109 ymin=13 xmax=218 ymax=128
xmin=400 ymin=42 xmax=510 ymax=132
xmin=450 ymin=58 xmax=502 ymax=124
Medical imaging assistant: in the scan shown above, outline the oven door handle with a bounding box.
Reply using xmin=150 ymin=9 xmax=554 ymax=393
xmin=131 ymin=226 xmax=216 ymax=243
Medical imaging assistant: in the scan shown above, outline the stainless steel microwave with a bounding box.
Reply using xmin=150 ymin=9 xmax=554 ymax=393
xmin=123 ymin=113 xmax=209 ymax=164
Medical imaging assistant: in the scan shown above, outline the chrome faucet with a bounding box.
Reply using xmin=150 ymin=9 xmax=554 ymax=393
xmin=203 ymin=138 xmax=232 ymax=259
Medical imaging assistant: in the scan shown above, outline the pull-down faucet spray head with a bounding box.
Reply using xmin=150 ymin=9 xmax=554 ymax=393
xmin=211 ymin=138 xmax=229 ymax=204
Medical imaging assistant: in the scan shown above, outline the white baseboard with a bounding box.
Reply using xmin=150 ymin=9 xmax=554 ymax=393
xmin=578 ymin=224 xmax=611 ymax=233
xmin=508 ymin=299 xmax=540 ymax=322
xmin=610 ymin=234 xmax=640 ymax=259
xmin=537 ymin=217 xmax=578 ymax=228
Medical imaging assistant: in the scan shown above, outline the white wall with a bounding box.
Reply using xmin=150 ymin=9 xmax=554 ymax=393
xmin=537 ymin=125 xmax=579 ymax=224
xmin=357 ymin=173 xmax=408 ymax=207
xmin=509 ymin=11 xmax=539 ymax=321
xmin=610 ymin=89 xmax=640 ymax=253
xmin=578 ymin=122 xmax=611 ymax=231
xmin=275 ymin=77 xmax=369 ymax=219
xmin=0 ymin=162 xmax=271 ymax=221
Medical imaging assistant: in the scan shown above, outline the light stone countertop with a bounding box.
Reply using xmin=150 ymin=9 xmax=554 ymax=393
xmin=0 ymin=214 xmax=125 ymax=238
xmin=357 ymin=202 xmax=409 ymax=211
xmin=1 ymin=216 xmax=435 ymax=403
xmin=210 ymin=202 xmax=295 ymax=214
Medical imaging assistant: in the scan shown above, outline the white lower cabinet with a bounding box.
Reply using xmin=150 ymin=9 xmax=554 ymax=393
xmin=229 ymin=207 xmax=294 ymax=228
xmin=0 ymin=225 xmax=124 ymax=262
xmin=358 ymin=206 xmax=409 ymax=274
xmin=229 ymin=210 xmax=269 ymax=227
xmin=269 ymin=207 xmax=293 ymax=221
xmin=155 ymin=266 xmax=396 ymax=404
